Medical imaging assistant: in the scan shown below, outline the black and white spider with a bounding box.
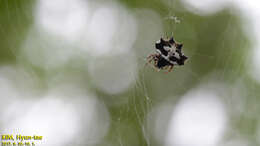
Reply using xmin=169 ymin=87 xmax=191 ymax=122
xmin=146 ymin=37 xmax=188 ymax=73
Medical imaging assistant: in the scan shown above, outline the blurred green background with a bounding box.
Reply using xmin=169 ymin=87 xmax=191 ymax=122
xmin=0 ymin=0 xmax=260 ymax=146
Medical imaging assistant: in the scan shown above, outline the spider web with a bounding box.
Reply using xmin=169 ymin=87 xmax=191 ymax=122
xmin=0 ymin=0 xmax=259 ymax=146
xmin=127 ymin=0 xmax=258 ymax=145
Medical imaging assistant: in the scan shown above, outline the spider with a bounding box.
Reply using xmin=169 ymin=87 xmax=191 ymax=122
xmin=146 ymin=37 xmax=188 ymax=73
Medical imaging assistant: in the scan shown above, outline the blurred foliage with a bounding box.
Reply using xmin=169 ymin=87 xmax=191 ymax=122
xmin=0 ymin=0 xmax=34 ymax=63
xmin=114 ymin=0 xmax=251 ymax=145
xmin=0 ymin=0 xmax=257 ymax=146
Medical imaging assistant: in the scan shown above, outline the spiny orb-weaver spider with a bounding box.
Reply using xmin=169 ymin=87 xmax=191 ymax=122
xmin=146 ymin=37 xmax=188 ymax=73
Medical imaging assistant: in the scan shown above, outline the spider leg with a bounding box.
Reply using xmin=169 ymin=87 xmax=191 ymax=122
xmin=145 ymin=53 xmax=162 ymax=72
xmin=145 ymin=54 xmax=154 ymax=66
xmin=146 ymin=54 xmax=154 ymax=60
xmin=164 ymin=65 xmax=174 ymax=74
xmin=153 ymin=61 xmax=161 ymax=72
xmin=146 ymin=53 xmax=159 ymax=66
xmin=169 ymin=65 xmax=174 ymax=72
xmin=162 ymin=65 xmax=168 ymax=70
xmin=147 ymin=54 xmax=156 ymax=61
xmin=146 ymin=59 xmax=161 ymax=71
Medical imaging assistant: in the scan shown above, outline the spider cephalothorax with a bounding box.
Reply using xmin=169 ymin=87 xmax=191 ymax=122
xmin=146 ymin=37 xmax=188 ymax=73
